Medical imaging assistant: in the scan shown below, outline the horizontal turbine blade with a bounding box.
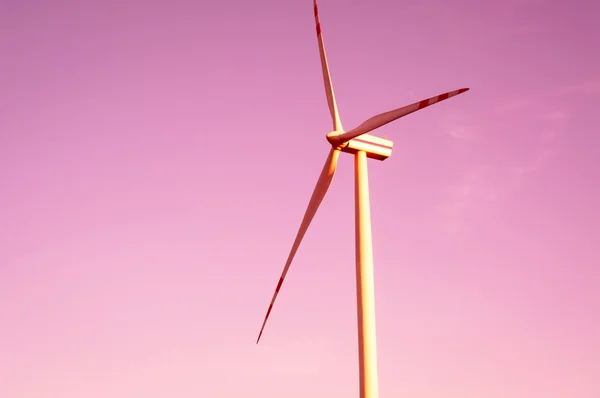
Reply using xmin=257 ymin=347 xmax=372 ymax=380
xmin=328 ymin=88 xmax=469 ymax=146
xmin=314 ymin=0 xmax=343 ymax=131
xmin=256 ymin=148 xmax=341 ymax=344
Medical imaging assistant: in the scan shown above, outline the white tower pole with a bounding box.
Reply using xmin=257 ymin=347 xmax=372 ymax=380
xmin=354 ymin=150 xmax=380 ymax=398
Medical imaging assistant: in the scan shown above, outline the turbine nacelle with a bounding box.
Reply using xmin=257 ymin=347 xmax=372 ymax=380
xmin=327 ymin=131 xmax=393 ymax=161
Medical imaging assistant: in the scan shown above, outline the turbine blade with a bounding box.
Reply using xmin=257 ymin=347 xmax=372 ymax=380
xmin=329 ymin=88 xmax=470 ymax=145
xmin=256 ymin=148 xmax=340 ymax=344
xmin=314 ymin=0 xmax=343 ymax=131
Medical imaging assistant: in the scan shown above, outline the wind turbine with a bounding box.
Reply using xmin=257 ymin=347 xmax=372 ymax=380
xmin=256 ymin=1 xmax=469 ymax=397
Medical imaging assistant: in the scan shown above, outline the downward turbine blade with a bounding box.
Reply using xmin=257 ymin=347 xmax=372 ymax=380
xmin=314 ymin=0 xmax=343 ymax=131
xmin=328 ymin=88 xmax=470 ymax=145
xmin=256 ymin=148 xmax=340 ymax=344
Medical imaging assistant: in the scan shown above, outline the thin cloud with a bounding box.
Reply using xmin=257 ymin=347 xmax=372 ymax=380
xmin=560 ymin=78 xmax=600 ymax=96
xmin=447 ymin=125 xmax=477 ymax=141
xmin=497 ymin=77 xmax=598 ymax=118
xmin=509 ymin=148 xmax=553 ymax=176
xmin=441 ymin=87 xmax=567 ymax=235
xmin=536 ymin=109 xmax=566 ymax=151
xmin=494 ymin=96 xmax=538 ymax=115
xmin=436 ymin=167 xmax=487 ymax=235
xmin=437 ymin=148 xmax=554 ymax=235
xmin=538 ymin=111 xmax=570 ymax=122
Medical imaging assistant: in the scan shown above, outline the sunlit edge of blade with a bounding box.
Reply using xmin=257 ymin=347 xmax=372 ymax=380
xmin=256 ymin=147 xmax=341 ymax=344
xmin=329 ymin=88 xmax=470 ymax=145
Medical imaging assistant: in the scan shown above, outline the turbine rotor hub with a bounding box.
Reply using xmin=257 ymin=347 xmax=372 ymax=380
xmin=326 ymin=131 xmax=346 ymax=147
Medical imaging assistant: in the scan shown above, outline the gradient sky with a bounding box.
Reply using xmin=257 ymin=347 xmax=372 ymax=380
xmin=1 ymin=0 xmax=599 ymax=397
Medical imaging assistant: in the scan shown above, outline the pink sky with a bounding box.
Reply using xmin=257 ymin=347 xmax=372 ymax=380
xmin=1 ymin=0 xmax=599 ymax=397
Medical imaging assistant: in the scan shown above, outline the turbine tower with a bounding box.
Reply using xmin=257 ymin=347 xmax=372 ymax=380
xmin=256 ymin=1 xmax=469 ymax=397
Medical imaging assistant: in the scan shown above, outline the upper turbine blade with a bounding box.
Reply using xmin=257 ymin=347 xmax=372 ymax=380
xmin=314 ymin=0 xmax=343 ymax=131
xmin=256 ymin=147 xmax=341 ymax=344
xmin=328 ymin=88 xmax=470 ymax=146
